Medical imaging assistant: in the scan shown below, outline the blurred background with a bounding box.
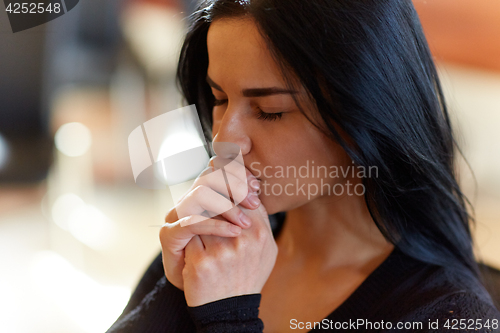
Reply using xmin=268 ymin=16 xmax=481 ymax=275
xmin=0 ymin=0 xmax=499 ymax=332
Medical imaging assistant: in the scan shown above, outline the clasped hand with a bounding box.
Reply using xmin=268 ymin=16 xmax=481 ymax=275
xmin=159 ymin=157 xmax=278 ymax=307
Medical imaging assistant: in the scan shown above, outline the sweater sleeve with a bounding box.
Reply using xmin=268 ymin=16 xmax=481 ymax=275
xmin=106 ymin=276 xmax=197 ymax=333
xmin=187 ymin=294 xmax=264 ymax=333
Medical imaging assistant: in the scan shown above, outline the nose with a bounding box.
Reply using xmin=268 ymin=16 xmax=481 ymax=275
xmin=212 ymin=106 xmax=251 ymax=157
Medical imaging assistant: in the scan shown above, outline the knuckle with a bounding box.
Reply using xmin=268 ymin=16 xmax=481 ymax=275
xmin=254 ymin=228 xmax=268 ymax=243
xmin=235 ymin=236 xmax=249 ymax=249
xmin=181 ymin=266 xmax=191 ymax=279
xmin=217 ymin=246 xmax=233 ymax=260
xmin=164 ymin=208 xmax=177 ymax=223
xmin=193 ymin=257 xmax=212 ymax=274
xmin=159 ymin=225 xmax=169 ymax=241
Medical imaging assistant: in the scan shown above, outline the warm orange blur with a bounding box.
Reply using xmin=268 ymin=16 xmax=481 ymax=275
xmin=414 ymin=0 xmax=500 ymax=72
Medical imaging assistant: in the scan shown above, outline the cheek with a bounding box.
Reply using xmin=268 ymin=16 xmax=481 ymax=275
xmin=253 ymin=121 xmax=343 ymax=176
xmin=255 ymin=130 xmax=351 ymax=210
xmin=279 ymin=131 xmax=343 ymax=169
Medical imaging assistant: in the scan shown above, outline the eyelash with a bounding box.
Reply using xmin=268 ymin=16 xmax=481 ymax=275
xmin=213 ymin=98 xmax=283 ymax=122
xmin=256 ymin=110 xmax=283 ymax=121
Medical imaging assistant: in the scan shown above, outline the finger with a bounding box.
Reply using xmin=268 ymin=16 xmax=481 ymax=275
xmin=165 ymin=207 xmax=179 ymax=224
xmin=232 ymin=167 xmax=261 ymax=208
xmin=160 ymin=215 xmax=241 ymax=254
xmin=160 ymin=216 xmax=240 ymax=291
xmin=173 ymin=166 xmax=215 ymax=205
xmin=195 ymin=166 xmax=249 ymax=205
xmin=178 ymin=215 xmax=241 ymax=236
xmin=185 ymin=235 xmax=205 ymax=258
xmin=210 ymin=154 xmax=248 ymax=189
xmin=238 ymin=189 xmax=261 ymax=210
xmin=245 ymin=167 xmax=261 ymax=192
xmin=239 ymin=205 xmax=273 ymax=234
xmin=175 ymin=185 xmax=251 ymax=228
xmin=199 ymin=233 xmax=229 ymax=251
xmin=219 ymin=205 xmax=252 ymax=229
xmin=170 ymin=155 xmax=244 ymax=205
xmin=209 ymin=155 xmax=261 ymax=200
xmin=172 ymin=184 xmax=251 ymax=229
xmin=216 ymin=162 xmax=261 ymax=209
xmin=176 ymin=185 xmax=234 ymax=219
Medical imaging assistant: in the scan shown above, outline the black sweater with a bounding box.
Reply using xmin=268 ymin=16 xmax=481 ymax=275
xmin=107 ymin=215 xmax=500 ymax=332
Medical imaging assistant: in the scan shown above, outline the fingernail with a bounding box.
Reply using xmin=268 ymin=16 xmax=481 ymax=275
xmin=249 ymin=179 xmax=260 ymax=191
xmin=248 ymin=193 xmax=260 ymax=207
xmin=239 ymin=212 xmax=251 ymax=227
xmin=230 ymin=225 xmax=241 ymax=234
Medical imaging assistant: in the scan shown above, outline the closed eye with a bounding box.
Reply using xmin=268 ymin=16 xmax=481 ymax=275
xmin=213 ymin=98 xmax=284 ymax=121
xmin=257 ymin=110 xmax=283 ymax=121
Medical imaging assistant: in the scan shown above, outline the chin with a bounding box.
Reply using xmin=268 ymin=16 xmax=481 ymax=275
xmin=258 ymin=195 xmax=280 ymax=215
xmin=258 ymin=193 xmax=302 ymax=215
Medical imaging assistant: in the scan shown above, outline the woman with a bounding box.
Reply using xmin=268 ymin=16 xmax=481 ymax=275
xmin=107 ymin=0 xmax=500 ymax=332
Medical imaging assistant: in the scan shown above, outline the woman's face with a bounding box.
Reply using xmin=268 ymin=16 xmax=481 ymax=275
xmin=207 ymin=17 xmax=353 ymax=214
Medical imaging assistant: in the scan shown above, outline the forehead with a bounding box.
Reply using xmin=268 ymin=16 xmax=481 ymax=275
xmin=206 ymin=17 xmax=285 ymax=87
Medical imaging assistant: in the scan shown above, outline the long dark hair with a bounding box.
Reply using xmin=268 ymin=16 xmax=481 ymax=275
xmin=176 ymin=0 xmax=479 ymax=277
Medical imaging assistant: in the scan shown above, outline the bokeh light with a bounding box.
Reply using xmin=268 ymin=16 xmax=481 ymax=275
xmin=31 ymin=251 xmax=130 ymax=333
xmin=55 ymin=122 xmax=92 ymax=157
xmin=51 ymin=193 xmax=85 ymax=230
xmin=0 ymin=133 xmax=10 ymax=171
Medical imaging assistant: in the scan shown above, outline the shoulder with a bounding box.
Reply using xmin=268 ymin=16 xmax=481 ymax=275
xmin=390 ymin=291 xmax=500 ymax=332
xmin=429 ymin=291 xmax=500 ymax=319
xmin=375 ymin=251 xmax=500 ymax=331
xmin=408 ymin=266 xmax=500 ymax=320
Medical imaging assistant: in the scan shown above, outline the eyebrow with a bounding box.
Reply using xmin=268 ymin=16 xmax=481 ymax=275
xmin=206 ymin=75 xmax=297 ymax=97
